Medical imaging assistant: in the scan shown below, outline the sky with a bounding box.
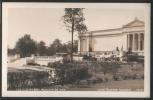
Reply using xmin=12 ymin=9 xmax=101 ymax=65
xmin=6 ymin=4 xmax=145 ymax=49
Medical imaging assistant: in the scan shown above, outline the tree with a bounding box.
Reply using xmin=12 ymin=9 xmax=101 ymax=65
xmin=52 ymin=39 xmax=62 ymax=53
xmin=61 ymin=44 xmax=68 ymax=53
xmin=37 ymin=41 xmax=47 ymax=56
xmin=47 ymin=39 xmax=63 ymax=55
xmin=47 ymin=44 xmax=56 ymax=56
xmin=62 ymin=40 xmax=78 ymax=54
xmin=15 ymin=34 xmax=37 ymax=57
xmin=63 ymin=8 xmax=87 ymax=62
xmin=66 ymin=40 xmax=78 ymax=53
xmin=8 ymin=48 xmax=17 ymax=55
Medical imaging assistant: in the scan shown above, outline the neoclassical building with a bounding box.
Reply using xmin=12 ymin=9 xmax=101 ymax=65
xmin=78 ymin=18 xmax=144 ymax=56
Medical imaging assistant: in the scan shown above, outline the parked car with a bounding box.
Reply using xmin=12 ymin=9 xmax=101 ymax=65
xmin=83 ymin=55 xmax=97 ymax=61
xmin=95 ymin=54 xmax=105 ymax=61
xmin=95 ymin=53 xmax=112 ymax=61
xmin=126 ymin=52 xmax=138 ymax=62
xmin=73 ymin=55 xmax=83 ymax=61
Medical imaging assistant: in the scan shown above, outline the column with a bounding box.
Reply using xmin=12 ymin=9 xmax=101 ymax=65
xmin=86 ymin=37 xmax=89 ymax=52
xmin=82 ymin=39 xmax=85 ymax=52
xmin=129 ymin=34 xmax=133 ymax=51
xmin=81 ymin=39 xmax=84 ymax=52
xmin=142 ymin=33 xmax=144 ymax=51
xmin=140 ymin=33 xmax=144 ymax=51
xmin=134 ymin=34 xmax=138 ymax=51
xmin=132 ymin=34 xmax=135 ymax=51
xmin=78 ymin=38 xmax=80 ymax=53
xmin=138 ymin=33 xmax=141 ymax=51
xmin=127 ymin=34 xmax=129 ymax=51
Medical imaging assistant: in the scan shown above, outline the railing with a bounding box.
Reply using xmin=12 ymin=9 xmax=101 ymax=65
xmin=26 ymin=56 xmax=63 ymax=66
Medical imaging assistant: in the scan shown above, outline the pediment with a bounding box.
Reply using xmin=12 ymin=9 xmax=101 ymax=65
xmin=123 ymin=18 xmax=144 ymax=28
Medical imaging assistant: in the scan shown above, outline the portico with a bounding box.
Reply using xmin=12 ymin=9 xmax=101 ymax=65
xmin=127 ymin=33 xmax=144 ymax=52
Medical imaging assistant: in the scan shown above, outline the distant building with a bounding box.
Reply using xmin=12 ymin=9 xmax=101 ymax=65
xmin=78 ymin=18 xmax=144 ymax=56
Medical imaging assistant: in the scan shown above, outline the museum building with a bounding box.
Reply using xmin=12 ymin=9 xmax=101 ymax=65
xmin=78 ymin=18 xmax=144 ymax=56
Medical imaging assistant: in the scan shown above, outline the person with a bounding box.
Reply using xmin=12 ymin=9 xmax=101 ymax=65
xmin=116 ymin=46 xmax=119 ymax=52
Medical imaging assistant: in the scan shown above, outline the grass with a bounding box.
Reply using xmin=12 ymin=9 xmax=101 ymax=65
xmin=67 ymin=79 xmax=144 ymax=91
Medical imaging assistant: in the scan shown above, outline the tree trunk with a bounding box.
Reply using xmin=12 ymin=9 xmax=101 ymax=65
xmin=71 ymin=21 xmax=74 ymax=62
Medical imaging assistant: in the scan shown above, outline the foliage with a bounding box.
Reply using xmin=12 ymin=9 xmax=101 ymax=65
xmin=48 ymin=61 xmax=89 ymax=84
xmin=47 ymin=39 xmax=62 ymax=55
xmin=62 ymin=55 xmax=71 ymax=63
xmin=64 ymin=40 xmax=78 ymax=53
xmin=8 ymin=48 xmax=18 ymax=55
xmin=15 ymin=34 xmax=37 ymax=57
xmin=7 ymin=71 xmax=49 ymax=90
xmin=63 ymin=8 xmax=87 ymax=34
xmin=47 ymin=39 xmax=78 ymax=56
xmin=7 ymin=61 xmax=144 ymax=90
xmin=51 ymin=39 xmax=63 ymax=53
xmin=87 ymin=62 xmax=121 ymax=76
xmin=12 ymin=35 xmax=78 ymax=56
xmin=37 ymin=41 xmax=47 ymax=56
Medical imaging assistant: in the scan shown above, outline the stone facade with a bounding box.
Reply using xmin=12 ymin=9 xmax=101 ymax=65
xmin=78 ymin=18 xmax=144 ymax=56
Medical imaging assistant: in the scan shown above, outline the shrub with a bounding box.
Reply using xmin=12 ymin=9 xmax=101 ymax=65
xmin=27 ymin=62 xmax=40 ymax=66
xmin=62 ymin=56 xmax=71 ymax=63
xmin=48 ymin=61 xmax=89 ymax=84
xmin=48 ymin=61 xmax=62 ymax=68
xmin=7 ymin=71 xmax=49 ymax=90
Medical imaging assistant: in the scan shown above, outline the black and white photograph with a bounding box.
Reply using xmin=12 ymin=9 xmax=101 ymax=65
xmin=2 ymin=3 xmax=150 ymax=97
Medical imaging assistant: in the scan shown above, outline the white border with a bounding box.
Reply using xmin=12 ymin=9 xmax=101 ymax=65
xmin=2 ymin=3 xmax=151 ymax=97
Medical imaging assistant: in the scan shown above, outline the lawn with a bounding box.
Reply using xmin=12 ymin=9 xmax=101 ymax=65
xmin=67 ymin=79 xmax=144 ymax=91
